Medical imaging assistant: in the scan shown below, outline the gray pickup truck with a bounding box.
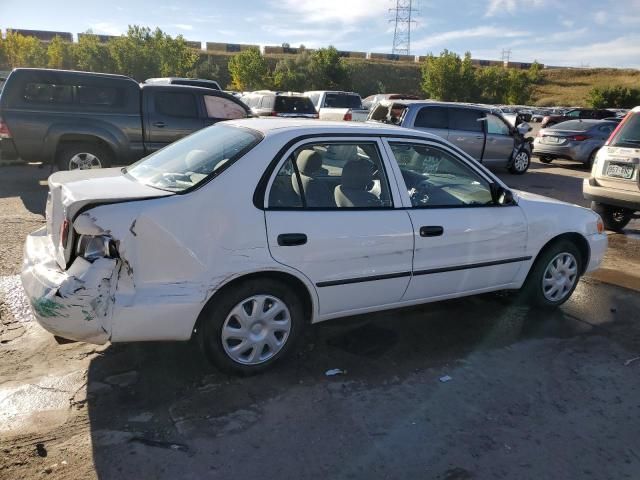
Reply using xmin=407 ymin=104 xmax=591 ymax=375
xmin=367 ymin=100 xmax=531 ymax=174
xmin=0 ymin=68 xmax=250 ymax=169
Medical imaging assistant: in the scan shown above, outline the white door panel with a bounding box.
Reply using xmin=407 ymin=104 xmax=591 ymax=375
xmin=266 ymin=211 xmax=414 ymax=315
xmin=403 ymin=207 xmax=529 ymax=301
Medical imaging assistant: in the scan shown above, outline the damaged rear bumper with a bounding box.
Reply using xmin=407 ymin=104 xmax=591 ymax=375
xmin=21 ymin=227 xmax=117 ymax=344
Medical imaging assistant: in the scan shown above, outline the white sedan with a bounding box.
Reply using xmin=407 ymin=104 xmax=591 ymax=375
xmin=22 ymin=119 xmax=607 ymax=374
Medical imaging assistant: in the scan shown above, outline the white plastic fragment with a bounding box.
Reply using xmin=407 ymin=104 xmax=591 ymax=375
xmin=439 ymin=375 xmax=453 ymax=383
xmin=325 ymin=368 xmax=346 ymax=376
xmin=624 ymin=357 xmax=639 ymax=366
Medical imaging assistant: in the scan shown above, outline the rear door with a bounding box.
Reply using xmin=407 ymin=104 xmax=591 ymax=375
xmin=144 ymin=89 xmax=204 ymax=152
xmin=263 ymin=136 xmax=414 ymax=317
xmin=411 ymin=105 xmax=450 ymax=141
xmin=483 ymin=113 xmax=515 ymax=166
xmin=448 ymin=108 xmax=485 ymax=160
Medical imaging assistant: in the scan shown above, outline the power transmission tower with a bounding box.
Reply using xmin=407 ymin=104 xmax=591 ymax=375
xmin=390 ymin=0 xmax=417 ymax=55
xmin=501 ymin=49 xmax=512 ymax=66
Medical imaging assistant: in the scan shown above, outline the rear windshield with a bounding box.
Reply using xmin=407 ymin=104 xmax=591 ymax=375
xmin=125 ymin=124 xmax=261 ymax=192
xmin=324 ymin=93 xmax=362 ymax=109
xmin=610 ymin=114 xmax=640 ymax=148
xmin=274 ymin=96 xmax=317 ymax=114
xmin=549 ymin=120 xmax=591 ymax=131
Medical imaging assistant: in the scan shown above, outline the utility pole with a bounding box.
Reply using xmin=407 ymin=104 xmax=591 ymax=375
xmin=390 ymin=0 xmax=417 ymax=55
xmin=501 ymin=48 xmax=512 ymax=67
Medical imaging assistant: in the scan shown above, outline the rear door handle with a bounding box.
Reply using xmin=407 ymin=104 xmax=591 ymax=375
xmin=277 ymin=233 xmax=307 ymax=246
xmin=153 ymin=122 xmax=166 ymax=128
xmin=420 ymin=226 xmax=444 ymax=237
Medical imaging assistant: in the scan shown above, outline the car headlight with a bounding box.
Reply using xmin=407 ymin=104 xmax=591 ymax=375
xmin=76 ymin=235 xmax=118 ymax=261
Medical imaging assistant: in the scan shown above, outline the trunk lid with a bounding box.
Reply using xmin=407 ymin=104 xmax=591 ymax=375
xmin=46 ymin=167 xmax=173 ymax=269
xmin=594 ymin=145 xmax=640 ymax=193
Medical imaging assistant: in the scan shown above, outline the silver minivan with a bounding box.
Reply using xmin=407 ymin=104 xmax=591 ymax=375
xmin=367 ymin=100 xmax=531 ymax=174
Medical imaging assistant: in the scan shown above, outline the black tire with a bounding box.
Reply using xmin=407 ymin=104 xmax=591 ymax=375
xmin=586 ymin=149 xmax=599 ymax=170
xmin=539 ymin=156 xmax=554 ymax=164
xmin=55 ymin=142 xmax=112 ymax=171
xmin=591 ymin=201 xmax=632 ymax=232
xmin=198 ymin=279 xmax=305 ymax=375
xmin=509 ymin=150 xmax=530 ymax=175
xmin=520 ymin=240 xmax=583 ymax=308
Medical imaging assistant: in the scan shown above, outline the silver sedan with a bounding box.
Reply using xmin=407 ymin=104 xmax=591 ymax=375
xmin=533 ymin=120 xmax=618 ymax=168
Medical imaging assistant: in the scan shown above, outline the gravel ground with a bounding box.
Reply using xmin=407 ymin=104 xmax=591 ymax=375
xmin=1 ymin=160 xmax=639 ymax=480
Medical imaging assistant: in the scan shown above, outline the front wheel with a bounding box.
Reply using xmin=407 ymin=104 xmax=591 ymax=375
xmin=591 ymin=202 xmax=632 ymax=232
xmin=509 ymin=150 xmax=530 ymax=174
xmin=520 ymin=240 xmax=582 ymax=308
xmin=198 ymin=279 xmax=304 ymax=375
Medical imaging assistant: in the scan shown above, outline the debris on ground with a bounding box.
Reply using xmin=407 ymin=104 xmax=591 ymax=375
xmin=325 ymin=368 xmax=346 ymax=376
xmin=104 ymin=371 xmax=139 ymax=387
xmin=439 ymin=375 xmax=453 ymax=383
xmin=624 ymin=357 xmax=640 ymax=366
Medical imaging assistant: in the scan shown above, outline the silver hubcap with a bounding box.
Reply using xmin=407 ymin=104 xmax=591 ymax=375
xmin=69 ymin=152 xmax=102 ymax=170
xmin=542 ymin=252 xmax=578 ymax=302
xmin=222 ymin=295 xmax=291 ymax=365
xmin=514 ymin=152 xmax=529 ymax=171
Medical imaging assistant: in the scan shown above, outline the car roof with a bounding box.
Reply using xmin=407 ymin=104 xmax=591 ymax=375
xmin=551 ymin=119 xmax=617 ymax=128
xmin=225 ymin=118 xmax=445 ymax=140
xmin=376 ymin=99 xmax=491 ymax=111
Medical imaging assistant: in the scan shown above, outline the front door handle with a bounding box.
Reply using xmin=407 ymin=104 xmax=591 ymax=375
xmin=420 ymin=226 xmax=444 ymax=237
xmin=153 ymin=121 xmax=166 ymax=128
xmin=277 ymin=233 xmax=307 ymax=246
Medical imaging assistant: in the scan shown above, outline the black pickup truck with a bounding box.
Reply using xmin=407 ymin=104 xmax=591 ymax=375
xmin=0 ymin=68 xmax=250 ymax=169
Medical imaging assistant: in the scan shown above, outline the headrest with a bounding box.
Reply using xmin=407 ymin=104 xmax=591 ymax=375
xmin=184 ymin=149 xmax=209 ymax=170
xmin=341 ymin=160 xmax=373 ymax=190
xmin=297 ymin=150 xmax=323 ymax=176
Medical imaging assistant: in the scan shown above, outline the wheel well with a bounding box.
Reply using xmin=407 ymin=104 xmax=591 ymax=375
xmin=55 ymin=135 xmax=114 ymax=161
xmin=536 ymin=233 xmax=591 ymax=275
xmin=191 ymin=271 xmax=314 ymax=338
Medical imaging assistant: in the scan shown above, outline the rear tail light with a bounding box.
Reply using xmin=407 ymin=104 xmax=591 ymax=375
xmin=60 ymin=219 xmax=70 ymax=248
xmin=0 ymin=117 xmax=11 ymax=139
xmin=270 ymin=111 xmax=279 ymax=117
xmin=605 ymin=113 xmax=631 ymax=146
xmin=569 ymin=134 xmax=590 ymax=141
xmin=343 ymin=111 xmax=353 ymax=121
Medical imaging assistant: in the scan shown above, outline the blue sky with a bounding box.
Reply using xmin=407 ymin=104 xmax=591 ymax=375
xmin=1 ymin=0 xmax=639 ymax=67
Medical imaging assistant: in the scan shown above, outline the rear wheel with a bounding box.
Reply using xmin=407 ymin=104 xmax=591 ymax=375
xmin=539 ymin=156 xmax=554 ymax=164
xmin=586 ymin=149 xmax=599 ymax=169
xmin=509 ymin=150 xmax=530 ymax=175
xmin=56 ymin=143 xmax=112 ymax=171
xmin=591 ymin=201 xmax=632 ymax=232
xmin=198 ymin=279 xmax=304 ymax=375
xmin=520 ymin=240 xmax=582 ymax=308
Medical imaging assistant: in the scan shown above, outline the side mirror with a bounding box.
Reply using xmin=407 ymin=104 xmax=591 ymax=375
xmin=490 ymin=183 xmax=515 ymax=206
xmin=517 ymin=122 xmax=532 ymax=135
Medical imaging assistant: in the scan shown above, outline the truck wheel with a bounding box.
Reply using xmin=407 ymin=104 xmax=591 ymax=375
xmin=56 ymin=143 xmax=112 ymax=171
xmin=509 ymin=150 xmax=530 ymax=175
xmin=198 ymin=278 xmax=305 ymax=375
xmin=591 ymin=202 xmax=632 ymax=232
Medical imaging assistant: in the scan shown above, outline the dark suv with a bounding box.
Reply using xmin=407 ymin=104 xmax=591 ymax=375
xmin=241 ymin=91 xmax=318 ymax=118
xmin=0 ymin=68 xmax=250 ymax=169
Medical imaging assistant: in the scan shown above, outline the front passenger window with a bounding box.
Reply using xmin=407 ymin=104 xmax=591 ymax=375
xmin=389 ymin=143 xmax=494 ymax=208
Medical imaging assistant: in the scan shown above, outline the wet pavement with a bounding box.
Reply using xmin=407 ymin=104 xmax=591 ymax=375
xmin=1 ymin=160 xmax=639 ymax=479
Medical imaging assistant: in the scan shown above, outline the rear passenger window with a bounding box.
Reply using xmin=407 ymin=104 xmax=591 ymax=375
xmin=204 ymin=96 xmax=247 ymax=119
xmin=449 ymin=109 xmax=483 ymax=132
xmin=23 ymin=82 xmax=73 ymax=104
xmin=268 ymin=142 xmax=393 ymax=209
xmin=486 ymin=114 xmax=511 ymax=135
xmin=415 ymin=106 xmax=448 ymax=129
xmin=155 ymin=92 xmax=198 ymax=118
xmin=77 ymin=85 xmax=120 ymax=106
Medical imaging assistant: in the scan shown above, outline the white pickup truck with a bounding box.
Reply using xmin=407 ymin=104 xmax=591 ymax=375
xmin=304 ymin=90 xmax=369 ymax=122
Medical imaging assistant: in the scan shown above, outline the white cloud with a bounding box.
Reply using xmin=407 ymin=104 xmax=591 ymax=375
xmin=593 ymin=11 xmax=608 ymax=24
xmin=174 ymin=24 xmax=193 ymax=31
xmin=412 ymin=26 xmax=530 ymax=50
xmin=90 ymin=22 xmax=122 ymax=36
xmin=485 ymin=0 xmax=546 ymax=17
xmin=560 ymin=19 xmax=574 ymax=28
xmin=273 ymin=0 xmax=389 ymax=25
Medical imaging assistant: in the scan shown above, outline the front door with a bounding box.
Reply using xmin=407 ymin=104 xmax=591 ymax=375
xmin=483 ymin=113 xmax=516 ymax=166
xmin=263 ymin=138 xmax=414 ymax=317
xmin=383 ymin=139 xmax=529 ymax=301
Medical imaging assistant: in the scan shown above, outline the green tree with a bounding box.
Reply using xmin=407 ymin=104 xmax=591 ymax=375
xmin=273 ymin=48 xmax=312 ymax=91
xmin=505 ymin=68 xmax=533 ymax=104
xmin=476 ymin=66 xmax=508 ymax=103
xmin=228 ymin=47 xmax=269 ymax=90
xmin=420 ymin=49 xmax=464 ymax=101
xmin=47 ymin=36 xmax=74 ymax=69
xmin=189 ymin=54 xmax=221 ymax=80
xmin=308 ymin=46 xmax=349 ymax=90
xmin=528 ymin=60 xmax=543 ymax=84
xmin=74 ymin=32 xmax=113 ymax=72
xmin=587 ymin=86 xmax=640 ymax=108
xmin=459 ymin=51 xmax=478 ymax=102
xmin=3 ymin=31 xmax=47 ymax=68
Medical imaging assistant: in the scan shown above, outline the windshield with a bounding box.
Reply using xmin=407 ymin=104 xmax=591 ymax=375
xmin=325 ymin=93 xmax=362 ymax=109
xmin=609 ymin=114 xmax=640 ymax=148
xmin=125 ymin=124 xmax=261 ymax=192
